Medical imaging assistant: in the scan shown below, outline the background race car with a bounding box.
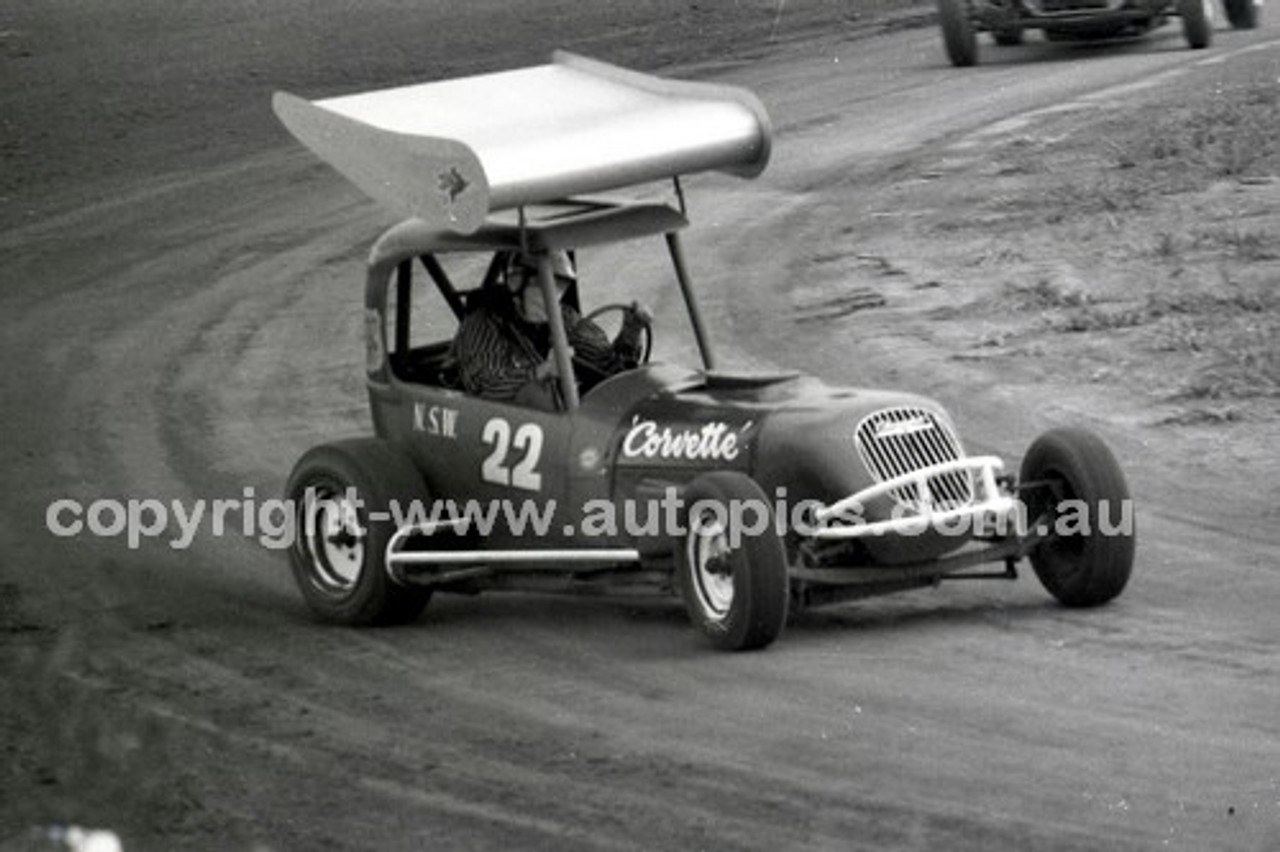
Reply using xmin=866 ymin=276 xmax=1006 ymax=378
xmin=936 ymin=0 xmax=1262 ymax=66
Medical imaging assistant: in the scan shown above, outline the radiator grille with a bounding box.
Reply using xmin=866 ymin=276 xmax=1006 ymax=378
xmin=854 ymin=407 xmax=974 ymax=511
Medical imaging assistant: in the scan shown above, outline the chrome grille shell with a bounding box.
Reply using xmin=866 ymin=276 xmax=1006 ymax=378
xmin=853 ymin=407 xmax=974 ymax=511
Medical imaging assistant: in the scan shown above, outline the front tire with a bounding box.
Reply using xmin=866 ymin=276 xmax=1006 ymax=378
xmin=1180 ymin=0 xmax=1213 ymax=48
xmin=675 ymin=472 xmax=789 ymax=651
xmin=285 ymin=439 xmax=431 ymax=625
xmin=1019 ymin=428 xmax=1135 ymax=608
xmin=938 ymin=0 xmax=979 ymax=66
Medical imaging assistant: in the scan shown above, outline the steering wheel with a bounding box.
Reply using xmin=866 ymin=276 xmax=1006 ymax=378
xmin=583 ymin=302 xmax=652 ymax=366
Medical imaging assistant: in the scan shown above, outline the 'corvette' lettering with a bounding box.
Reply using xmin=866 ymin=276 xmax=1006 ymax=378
xmin=622 ymin=419 xmax=746 ymax=462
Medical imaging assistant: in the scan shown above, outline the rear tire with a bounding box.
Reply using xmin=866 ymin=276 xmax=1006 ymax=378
xmin=938 ymin=0 xmax=979 ymax=66
xmin=675 ymin=472 xmax=789 ymax=651
xmin=1019 ymin=428 xmax=1135 ymax=608
xmin=1180 ymin=0 xmax=1213 ymax=48
xmin=285 ymin=439 xmax=431 ymax=625
xmin=1223 ymin=0 xmax=1258 ymax=28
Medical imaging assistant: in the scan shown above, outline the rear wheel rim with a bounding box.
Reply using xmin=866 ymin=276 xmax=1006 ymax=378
xmin=301 ymin=484 xmax=365 ymax=593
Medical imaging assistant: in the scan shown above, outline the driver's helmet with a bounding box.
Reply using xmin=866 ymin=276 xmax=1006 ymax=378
xmin=510 ymin=250 xmax=576 ymax=323
xmin=509 ymin=250 xmax=576 ymax=294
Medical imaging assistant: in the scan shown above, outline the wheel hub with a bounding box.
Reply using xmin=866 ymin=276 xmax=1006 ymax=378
xmin=304 ymin=489 xmax=366 ymax=592
xmin=690 ymin=516 xmax=735 ymax=618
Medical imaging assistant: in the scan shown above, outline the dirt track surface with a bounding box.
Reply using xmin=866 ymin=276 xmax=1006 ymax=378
xmin=3 ymin=3 xmax=1279 ymax=850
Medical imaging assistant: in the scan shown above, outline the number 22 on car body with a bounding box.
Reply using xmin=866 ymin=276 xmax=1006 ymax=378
xmin=480 ymin=417 xmax=544 ymax=491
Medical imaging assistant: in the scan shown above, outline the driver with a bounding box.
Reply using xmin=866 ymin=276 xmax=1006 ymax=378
xmin=452 ymin=250 xmax=651 ymax=410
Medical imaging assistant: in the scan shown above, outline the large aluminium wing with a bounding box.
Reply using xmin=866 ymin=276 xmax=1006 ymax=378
xmin=273 ymin=51 xmax=771 ymax=235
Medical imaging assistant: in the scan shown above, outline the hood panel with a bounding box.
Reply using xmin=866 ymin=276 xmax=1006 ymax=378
xmin=601 ymin=369 xmax=951 ymax=494
xmin=581 ymin=367 xmax=970 ymax=564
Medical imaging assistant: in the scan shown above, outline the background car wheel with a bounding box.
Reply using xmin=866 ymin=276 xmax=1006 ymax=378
xmin=1180 ymin=0 xmax=1214 ymax=48
xmin=285 ymin=438 xmax=431 ymax=625
xmin=1223 ymin=0 xmax=1259 ymax=28
xmin=675 ymin=472 xmax=789 ymax=651
xmin=1019 ymin=428 xmax=1135 ymax=608
xmin=937 ymin=0 xmax=979 ymax=66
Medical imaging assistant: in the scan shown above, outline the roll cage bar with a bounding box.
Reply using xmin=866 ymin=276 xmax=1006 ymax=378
xmin=364 ymin=187 xmax=718 ymax=410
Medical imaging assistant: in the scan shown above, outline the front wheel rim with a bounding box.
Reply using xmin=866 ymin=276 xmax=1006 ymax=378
xmin=1033 ymin=472 xmax=1090 ymax=579
xmin=688 ymin=509 xmax=735 ymax=620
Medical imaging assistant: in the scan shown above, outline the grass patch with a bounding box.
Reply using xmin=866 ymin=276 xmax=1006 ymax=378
xmin=987 ymin=67 xmax=1280 ymax=405
xmin=1000 ymin=273 xmax=1280 ymax=401
xmin=1003 ymin=73 xmax=1280 ymax=225
xmin=1122 ymin=78 xmax=1280 ymax=182
xmin=873 ymin=55 xmax=1279 ymax=415
xmin=1152 ymin=271 xmax=1280 ymax=400
xmin=1003 ymin=278 xmax=1091 ymax=310
xmin=1163 ymin=316 xmax=1280 ymax=400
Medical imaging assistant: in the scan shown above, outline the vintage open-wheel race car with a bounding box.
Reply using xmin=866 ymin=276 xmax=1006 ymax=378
xmin=273 ymin=52 xmax=1135 ymax=651
xmin=937 ymin=0 xmax=1263 ymax=66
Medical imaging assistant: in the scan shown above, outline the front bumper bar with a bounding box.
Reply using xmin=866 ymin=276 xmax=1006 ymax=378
xmin=812 ymin=455 xmax=1020 ymax=540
